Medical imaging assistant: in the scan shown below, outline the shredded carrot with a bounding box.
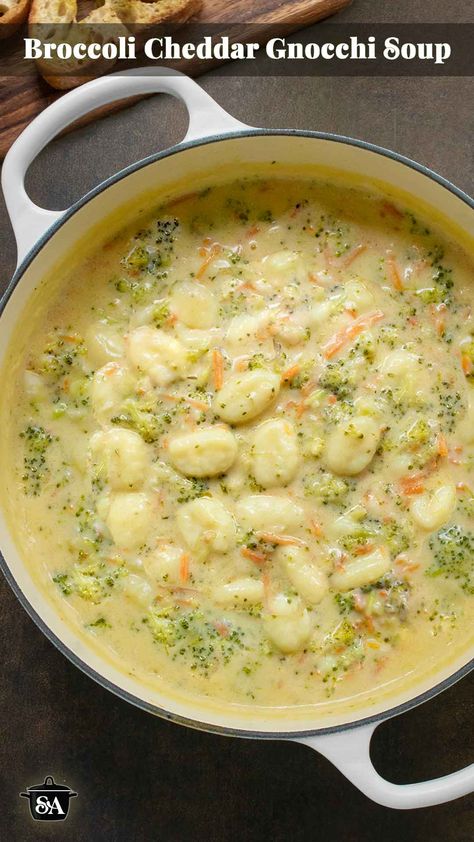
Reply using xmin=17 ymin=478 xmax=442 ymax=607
xmin=281 ymin=364 xmax=301 ymax=384
xmin=257 ymin=532 xmax=306 ymax=547
xmin=353 ymin=543 xmax=375 ymax=556
xmin=160 ymin=393 xmax=210 ymax=412
xmin=386 ymin=251 xmax=404 ymax=291
xmin=461 ymin=353 xmax=473 ymax=376
xmin=437 ymin=434 xmax=449 ymax=459
xmin=309 ymin=518 xmax=323 ymax=538
xmin=246 ymin=224 xmax=260 ymax=239
xmin=60 ymin=333 xmax=82 ymax=343
xmin=166 ymin=312 xmax=178 ymax=326
xmin=196 ymin=241 xmax=221 ymax=279
xmin=322 ymin=310 xmax=385 ymax=359
xmin=342 ymin=244 xmax=367 ymax=268
xmin=399 ymin=474 xmax=425 ymax=495
xmin=241 ymin=547 xmax=267 ymax=565
xmin=212 ymin=349 xmax=224 ymax=391
xmin=431 ymin=302 xmax=447 ymax=336
xmin=262 ymin=571 xmax=271 ymax=608
xmin=326 ymin=394 xmax=337 ymax=405
xmin=214 ymin=620 xmax=230 ymax=638
xmin=104 ymin=362 xmax=120 ymax=377
xmin=366 ymin=640 xmax=381 ymax=650
xmin=233 ymin=356 xmax=249 ymax=372
xmin=381 ymin=201 xmax=404 ymax=220
xmin=296 ymin=399 xmax=307 ymax=418
xmin=179 ymin=553 xmax=190 ymax=584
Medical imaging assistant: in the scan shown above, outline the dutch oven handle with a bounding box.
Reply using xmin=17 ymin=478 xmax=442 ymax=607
xmin=1 ymin=67 xmax=251 ymax=266
xmin=297 ymin=721 xmax=474 ymax=809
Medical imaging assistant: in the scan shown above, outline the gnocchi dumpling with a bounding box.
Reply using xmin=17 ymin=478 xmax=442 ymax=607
xmin=177 ymin=497 xmax=236 ymax=559
xmin=324 ymin=416 xmax=381 ymax=476
xmin=250 ymin=418 xmax=300 ymax=488
xmin=380 ymin=349 xmax=430 ymax=404
xmin=263 ymin=593 xmax=312 ymax=653
xmin=143 ymin=544 xmax=184 ymax=583
xmin=213 ymin=577 xmax=264 ymax=606
xmin=410 ymin=483 xmax=457 ymax=531
xmin=89 ymin=428 xmax=149 ymax=490
xmin=213 ymin=369 xmax=280 ymax=425
xmin=276 ymin=545 xmax=328 ymax=604
xmin=262 ymin=250 xmax=304 ymax=287
xmin=106 ymin=492 xmax=153 ymax=549
xmin=126 ymin=325 xmax=188 ymax=386
xmin=123 ymin=574 xmax=153 ymax=606
xmin=86 ymin=323 xmax=125 ymax=367
xmin=171 ymin=282 xmax=218 ymax=329
xmin=225 ymin=311 xmax=273 ymax=355
xmin=91 ymin=362 xmax=135 ymax=423
xmin=331 ymin=546 xmax=391 ymax=591
xmin=236 ymin=494 xmax=304 ymax=534
xmin=168 ymin=426 xmax=238 ymax=478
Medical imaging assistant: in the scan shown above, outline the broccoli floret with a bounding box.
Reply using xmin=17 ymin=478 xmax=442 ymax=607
xmin=334 ymin=592 xmax=355 ymax=615
xmin=303 ymin=472 xmax=351 ymax=504
xmin=20 ymin=424 xmax=54 ymax=495
xmin=145 ymin=606 xmax=246 ymax=673
xmin=111 ymin=398 xmax=163 ymax=443
xmin=416 ymin=264 xmax=454 ymax=306
xmin=53 ymin=562 xmax=124 ymax=604
xmin=460 ymin=341 xmax=474 ymax=380
xmin=177 ymin=477 xmax=209 ymax=504
xmin=123 ymin=245 xmax=151 ymax=271
xmin=427 ymin=525 xmax=474 ymax=593
xmin=151 ymin=300 xmax=170 ymax=328
xmin=319 ymin=361 xmax=354 ymax=398
xmin=36 ymin=332 xmax=86 ymax=382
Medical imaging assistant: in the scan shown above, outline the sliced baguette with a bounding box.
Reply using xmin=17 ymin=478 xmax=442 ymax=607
xmin=0 ymin=0 xmax=31 ymax=38
xmin=29 ymin=0 xmax=128 ymax=89
xmin=29 ymin=0 xmax=202 ymax=89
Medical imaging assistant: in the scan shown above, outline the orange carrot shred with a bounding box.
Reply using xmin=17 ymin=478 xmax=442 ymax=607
xmin=257 ymin=532 xmax=306 ymax=547
xmin=386 ymin=251 xmax=404 ymax=291
xmin=241 ymin=547 xmax=267 ymax=565
xmin=196 ymin=242 xmax=220 ymax=279
xmin=281 ymin=364 xmax=301 ymax=383
xmin=399 ymin=474 xmax=425 ymax=495
xmin=461 ymin=354 xmax=473 ymax=376
xmin=212 ymin=349 xmax=224 ymax=391
xmin=381 ymin=201 xmax=404 ymax=220
xmin=322 ymin=310 xmax=384 ymax=359
xmin=179 ymin=553 xmax=190 ymax=583
xmin=309 ymin=518 xmax=323 ymax=538
xmin=342 ymin=244 xmax=367 ymax=268
xmin=353 ymin=543 xmax=375 ymax=556
xmin=161 ymin=393 xmax=210 ymax=412
xmin=437 ymin=434 xmax=449 ymax=459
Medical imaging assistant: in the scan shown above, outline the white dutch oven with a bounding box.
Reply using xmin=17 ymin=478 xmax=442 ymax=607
xmin=1 ymin=67 xmax=473 ymax=810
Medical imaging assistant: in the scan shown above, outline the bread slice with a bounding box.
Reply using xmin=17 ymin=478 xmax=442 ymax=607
xmin=0 ymin=0 xmax=31 ymax=38
xmin=29 ymin=0 xmax=128 ymax=89
xmin=29 ymin=0 xmax=202 ymax=88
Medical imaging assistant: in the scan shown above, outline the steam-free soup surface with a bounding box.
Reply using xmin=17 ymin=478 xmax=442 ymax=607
xmin=6 ymin=178 xmax=474 ymax=709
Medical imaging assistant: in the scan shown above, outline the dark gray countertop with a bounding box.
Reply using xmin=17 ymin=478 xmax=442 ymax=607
xmin=1 ymin=1 xmax=473 ymax=839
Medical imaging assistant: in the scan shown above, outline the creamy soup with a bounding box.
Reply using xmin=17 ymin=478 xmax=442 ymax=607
xmin=3 ymin=177 xmax=474 ymax=709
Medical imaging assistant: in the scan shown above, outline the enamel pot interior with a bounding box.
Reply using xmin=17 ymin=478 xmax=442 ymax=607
xmin=1 ymin=131 xmax=473 ymax=737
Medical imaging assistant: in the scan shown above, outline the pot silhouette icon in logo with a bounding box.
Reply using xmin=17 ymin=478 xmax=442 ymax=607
xmin=20 ymin=775 xmax=77 ymax=821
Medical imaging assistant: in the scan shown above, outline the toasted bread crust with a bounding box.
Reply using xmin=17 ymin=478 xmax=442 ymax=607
xmin=0 ymin=0 xmax=31 ymax=38
xmin=29 ymin=0 xmax=202 ymax=88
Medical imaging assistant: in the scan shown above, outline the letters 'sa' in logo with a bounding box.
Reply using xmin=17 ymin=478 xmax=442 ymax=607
xmin=20 ymin=775 xmax=77 ymax=821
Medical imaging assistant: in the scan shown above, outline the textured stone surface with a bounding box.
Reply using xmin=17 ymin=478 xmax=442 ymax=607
xmin=0 ymin=0 xmax=473 ymax=837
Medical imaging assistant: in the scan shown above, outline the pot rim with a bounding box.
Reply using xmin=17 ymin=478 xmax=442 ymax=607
xmin=1 ymin=127 xmax=473 ymax=739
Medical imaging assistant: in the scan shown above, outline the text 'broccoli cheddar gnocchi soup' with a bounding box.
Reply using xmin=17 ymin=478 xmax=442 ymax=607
xmin=4 ymin=177 xmax=474 ymax=709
